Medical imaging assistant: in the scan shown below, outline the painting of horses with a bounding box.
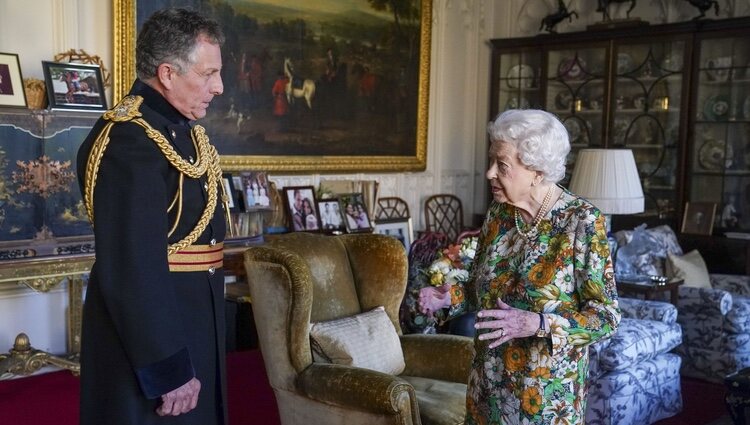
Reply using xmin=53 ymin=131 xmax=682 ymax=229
xmin=115 ymin=0 xmax=431 ymax=172
xmin=41 ymin=61 xmax=107 ymax=111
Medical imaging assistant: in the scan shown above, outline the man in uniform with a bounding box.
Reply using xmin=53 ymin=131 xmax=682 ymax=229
xmin=76 ymin=8 xmax=230 ymax=425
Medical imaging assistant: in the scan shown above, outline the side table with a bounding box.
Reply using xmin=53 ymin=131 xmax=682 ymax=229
xmin=617 ymin=278 xmax=684 ymax=306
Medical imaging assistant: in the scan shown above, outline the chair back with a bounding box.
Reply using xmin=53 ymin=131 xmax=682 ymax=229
xmin=243 ymin=233 xmax=408 ymax=389
xmin=424 ymin=194 xmax=463 ymax=242
xmin=375 ymin=197 xmax=410 ymax=221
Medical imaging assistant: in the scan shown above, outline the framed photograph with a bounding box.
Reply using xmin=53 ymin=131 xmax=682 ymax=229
xmin=317 ymin=199 xmax=346 ymax=233
xmin=681 ymin=202 xmax=717 ymax=235
xmin=42 ymin=61 xmax=107 ymax=111
xmin=0 ymin=52 xmax=27 ymax=108
xmin=221 ymin=173 xmax=239 ymax=211
xmin=113 ymin=0 xmax=431 ymax=172
xmin=338 ymin=193 xmax=373 ymax=233
xmin=374 ymin=218 xmax=414 ymax=253
xmin=240 ymin=171 xmax=273 ymax=211
xmin=282 ymin=185 xmax=320 ymax=232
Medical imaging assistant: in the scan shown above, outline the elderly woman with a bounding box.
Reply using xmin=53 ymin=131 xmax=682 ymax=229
xmin=419 ymin=109 xmax=620 ymax=424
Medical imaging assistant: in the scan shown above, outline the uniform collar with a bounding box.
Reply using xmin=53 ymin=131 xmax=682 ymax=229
xmin=129 ymin=79 xmax=191 ymax=127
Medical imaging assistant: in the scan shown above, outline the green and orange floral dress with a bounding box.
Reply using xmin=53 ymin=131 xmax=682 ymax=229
xmin=459 ymin=188 xmax=621 ymax=425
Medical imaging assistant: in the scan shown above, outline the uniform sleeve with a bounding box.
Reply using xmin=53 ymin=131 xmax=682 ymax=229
xmin=547 ymin=209 xmax=621 ymax=358
xmin=91 ymin=123 xmax=193 ymax=399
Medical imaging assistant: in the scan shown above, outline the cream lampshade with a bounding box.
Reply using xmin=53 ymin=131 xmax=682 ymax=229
xmin=569 ymin=149 xmax=644 ymax=230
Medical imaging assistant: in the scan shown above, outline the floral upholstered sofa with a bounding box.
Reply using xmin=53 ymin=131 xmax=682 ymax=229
xmin=613 ymin=224 xmax=750 ymax=383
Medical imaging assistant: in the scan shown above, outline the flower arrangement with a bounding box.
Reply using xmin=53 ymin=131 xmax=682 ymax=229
xmin=426 ymin=237 xmax=478 ymax=315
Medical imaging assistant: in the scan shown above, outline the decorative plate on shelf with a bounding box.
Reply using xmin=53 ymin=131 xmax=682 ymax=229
xmin=555 ymin=91 xmax=573 ymax=110
xmin=505 ymin=96 xmax=530 ymax=110
xmin=564 ymin=119 xmax=583 ymax=143
xmin=698 ymin=139 xmax=732 ymax=171
xmin=703 ymin=95 xmax=730 ymax=121
xmin=557 ymin=57 xmax=586 ymax=80
xmin=506 ymin=64 xmax=535 ymax=89
xmin=617 ymin=53 xmax=633 ymax=75
xmin=612 ymin=118 xmax=631 ymax=145
xmin=660 ymin=52 xmax=683 ymax=73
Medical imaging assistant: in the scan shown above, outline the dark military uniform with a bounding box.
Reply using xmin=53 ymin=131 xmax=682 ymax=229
xmin=76 ymin=80 xmax=227 ymax=425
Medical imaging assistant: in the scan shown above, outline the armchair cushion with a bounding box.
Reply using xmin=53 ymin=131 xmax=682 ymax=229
xmin=597 ymin=318 xmax=682 ymax=371
xmin=310 ymin=306 xmax=405 ymax=375
xmin=667 ymin=250 xmax=711 ymax=289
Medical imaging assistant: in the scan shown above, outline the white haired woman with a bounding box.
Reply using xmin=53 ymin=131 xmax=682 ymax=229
xmin=419 ymin=109 xmax=621 ymax=424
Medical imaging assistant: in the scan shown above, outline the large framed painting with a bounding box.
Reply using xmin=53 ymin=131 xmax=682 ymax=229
xmin=113 ymin=0 xmax=431 ymax=172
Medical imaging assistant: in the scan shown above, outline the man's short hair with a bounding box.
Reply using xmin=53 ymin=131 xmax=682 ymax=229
xmin=136 ymin=8 xmax=225 ymax=81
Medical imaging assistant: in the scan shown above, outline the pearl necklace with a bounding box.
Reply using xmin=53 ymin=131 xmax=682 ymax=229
xmin=514 ymin=186 xmax=553 ymax=238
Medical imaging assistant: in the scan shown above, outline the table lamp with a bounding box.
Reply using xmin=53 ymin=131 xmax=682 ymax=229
xmin=568 ymin=149 xmax=644 ymax=232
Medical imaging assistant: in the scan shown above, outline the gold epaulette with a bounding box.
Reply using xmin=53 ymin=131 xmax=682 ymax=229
xmin=102 ymin=95 xmax=144 ymax=122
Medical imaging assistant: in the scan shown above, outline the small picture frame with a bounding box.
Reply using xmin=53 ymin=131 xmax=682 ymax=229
xmin=681 ymin=202 xmax=717 ymax=235
xmin=317 ymin=199 xmax=346 ymax=233
xmin=374 ymin=218 xmax=414 ymax=253
xmin=240 ymin=171 xmax=273 ymax=211
xmin=283 ymin=185 xmax=320 ymax=232
xmin=338 ymin=193 xmax=373 ymax=233
xmin=221 ymin=173 xmax=239 ymax=211
xmin=42 ymin=61 xmax=107 ymax=111
xmin=0 ymin=52 xmax=27 ymax=108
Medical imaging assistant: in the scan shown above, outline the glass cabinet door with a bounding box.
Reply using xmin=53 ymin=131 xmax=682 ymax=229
xmin=691 ymin=36 xmax=750 ymax=232
xmin=610 ymin=40 xmax=687 ymax=220
xmin=495 ymin=51 xmax=544 ymax=115
xmin=546 ymin=46 xmax=607 ymax=181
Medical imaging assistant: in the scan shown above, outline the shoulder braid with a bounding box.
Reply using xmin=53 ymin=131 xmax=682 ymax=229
xmin=84 ymin=95 xmax=223 ymax=256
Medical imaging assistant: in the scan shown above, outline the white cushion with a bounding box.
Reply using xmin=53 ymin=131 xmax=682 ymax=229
xmin=309 ymin=306 xmax=405 ymax=375
xmin=666 ymin=250 xmax=711 ymax=289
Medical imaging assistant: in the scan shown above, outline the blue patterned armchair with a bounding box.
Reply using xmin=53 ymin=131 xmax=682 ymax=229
xmin=586 ymin=297 xmax=683 ymax=425
xmin=613 ymin=225 xmax=750 ymax=383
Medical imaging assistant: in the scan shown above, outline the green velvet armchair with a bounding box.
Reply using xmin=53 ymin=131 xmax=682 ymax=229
xmin=243 ymin=232 xmax=473 ymax=425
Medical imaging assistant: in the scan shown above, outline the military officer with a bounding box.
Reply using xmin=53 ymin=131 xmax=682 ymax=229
xmin=76 ymin=8 xmax=230 ymax=425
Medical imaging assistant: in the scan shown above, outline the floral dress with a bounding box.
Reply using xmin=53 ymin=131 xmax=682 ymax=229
xmin=458 ymin=188 xmax=621 ymax=425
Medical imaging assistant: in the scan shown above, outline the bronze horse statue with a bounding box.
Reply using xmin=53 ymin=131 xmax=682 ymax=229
xmin=597 ymin=0 xmax=637 ymax=21
xmin=539 ymin=1 xmax=578 ymax=33
xmin=684 ymin=0 xmax=720 ymax=20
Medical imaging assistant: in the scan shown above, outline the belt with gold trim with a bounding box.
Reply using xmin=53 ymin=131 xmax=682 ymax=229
xmin=167 ymin=242 xmax=224 ymax=272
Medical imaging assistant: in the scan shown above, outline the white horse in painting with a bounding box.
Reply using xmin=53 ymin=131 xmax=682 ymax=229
xmin=283 ymin=58 xmax=316 ymax=110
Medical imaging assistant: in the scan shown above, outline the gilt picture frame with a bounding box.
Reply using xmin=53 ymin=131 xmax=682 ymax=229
xmin=113 ymin=0 xmax=431 ymax=172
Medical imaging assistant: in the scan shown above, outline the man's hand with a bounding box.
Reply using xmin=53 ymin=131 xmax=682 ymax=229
xmin=156 ymin=377 xmax=201 ymax=416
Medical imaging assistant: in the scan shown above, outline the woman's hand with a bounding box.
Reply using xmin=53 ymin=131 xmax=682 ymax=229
xmin=474 ymin=298 xmax=540 ymax=349
xmin=417 ymin=283 xmax=452 ymax=317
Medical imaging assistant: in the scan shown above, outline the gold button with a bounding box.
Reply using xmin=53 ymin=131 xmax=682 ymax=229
xmin=189 ymin=155 xmax=194 ymax=164
xmin=210 ymin=238 xmax=217 ymax=246
xmin=203 ymin=182 xmax=209 ymax=191
xmin=208 ymin=267 xmax=215 ymax=275
xmin=171 ymin=130 xmax=177 ymax=138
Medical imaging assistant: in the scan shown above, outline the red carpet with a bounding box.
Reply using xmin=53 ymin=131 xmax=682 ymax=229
xmin=0 ymin=353 xmax=728 ymax=425
xmin=655 ymin=377 xmax=728 ymax=425
xmin=0 ymin=350 xmax=279 ymax=425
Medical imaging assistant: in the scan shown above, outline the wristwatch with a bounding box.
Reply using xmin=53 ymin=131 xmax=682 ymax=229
xmin=535 ymin=312 xmax=546 ymax=337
